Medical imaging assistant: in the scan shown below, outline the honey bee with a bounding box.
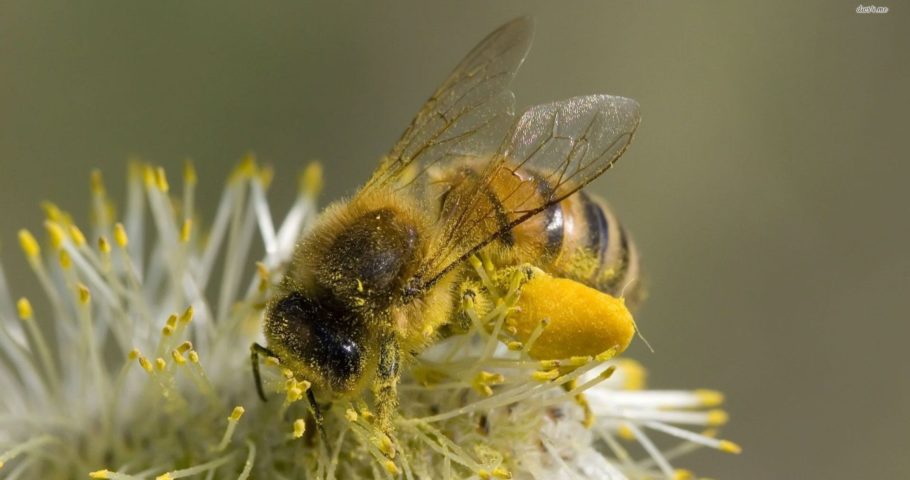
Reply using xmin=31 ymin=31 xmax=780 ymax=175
xmin=251 ymin=17 xmax=642 ymax=436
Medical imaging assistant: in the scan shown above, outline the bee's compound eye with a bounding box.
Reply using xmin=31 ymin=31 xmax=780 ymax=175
xmin=268 ymin=292 xmax=366 ymax=392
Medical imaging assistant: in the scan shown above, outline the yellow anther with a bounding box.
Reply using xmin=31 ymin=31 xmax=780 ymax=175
xmin=138 ymin=356 xmax=153 ymax=373
xmin=179 ymin=305 xmax=194 ymax=324
xmin=155 ymin=473 xmax=173 ymax=480
xmin=617 ymin=358 xmax=647 ymax=390
xmin=707 ymin=409 xmax=729 ymax=426
xmin=532 ymin=369 xmax=560 ymax=381
xmin=77 ymin=284 xmax=91 ymax=305
xmin=59 ymin=250 xmax=72 ymax=269
xmin=176 ymin=341 xmax=193 ymax=353
xmin=383 ymin=460 xmax=400 ymax=475
xmin=719 ymin=439 xmax=743 ymax=454
xmin=594 ymin=346 xmax=619 ymax=362
xmin=360 ymin=410 xmax=375 ymax=423
xmin=695 ymin=389 xmax=725 ymax=407
xmin=98 ymin=236 xmax=111 ymax=254
xmin=17 ymin=298 xmax=33 ymax=320
xmin=285 ymin=378 xmax=299 ymax=391
xmin=476 ymin=371 xmax=504 ymax=385
xmin=89 ymin=469 xmax=112 ymax=479
xmin=229 ymin=406 xmax=245 ymax=421
xmin=356 ymin=278 xmax=364 ymax=293
xmin=143 ymin=165 xmax=156 ymax=188
xmin=264 ymin=356 xmax=281 ymax=367
xmin=567 ymin=355 xmax=593 ymax=367
xmin=155 ymin=357 xmax=166 ymax=371
xmin=600 ymin=365 xmax=617 ymax=379
xmin=375 ymin=432 xmax=395 ymax=457
xmin=44 ymin=221 xmax=66 ymax=249
xmin=128 ymin=348 xmax=140 ymax=360
xmin=184 ymin=159 xmax=197 ymax=185
xmin=180 ymin=219 xmax=192 ymax=243
xmin=292 ymin=418 xmax=306 ymax=438
xmin=232 ymin=154 xmax=257 ymax=181
xmin=673 ymin=469 xmax=695 ymax=480
xmin=171 ymin=349 xmax=186 ymax=365
xmin=258 ymin=165 xmax=274 ymax=188
xmin=478 ymin=469 xmax=491 ymax=480
xmin=345 ymin=409 xmax=359 ymax=422
xmin=506 ymin=341 xmax=523 ymax=351
xmin=113 ymin=223 xmax=128 ymax=248
xmin=165 ymin=314 xmax=178 ymax=329
xmin=18 ymin=229 xmax=40 ymax=258
xmin=538 ymin=359 xmax=560 ymax=370
xmin=90 ymin=170 xmax=106 ymax=194
xmin=68 ymin=225 xmax=86 ymax=247
xmin=286 ymin=387 xmax=303 ymax=403
xmin=41 ymin=201 xmax=63 ymax=221
xmin=301 ymin=162 xmax=323 ymax=196
xmin=492 ymin=467 xmax=512 ymax=479
xmin=155 ymin=167 xmax=169 ymax=192
xmin=188 ymin=351 xmax=200 ymax=363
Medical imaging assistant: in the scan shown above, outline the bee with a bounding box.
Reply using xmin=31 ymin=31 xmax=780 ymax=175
xmin=251 ymin=16 xmax=642 ymax=436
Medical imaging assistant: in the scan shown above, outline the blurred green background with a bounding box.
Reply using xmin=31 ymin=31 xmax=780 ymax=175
xmin=1 ymin=1 xmax=907 ymax=478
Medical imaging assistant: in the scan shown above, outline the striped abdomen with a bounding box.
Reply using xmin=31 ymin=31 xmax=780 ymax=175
xmin=438 ymin=163 xmax=641 ymax=303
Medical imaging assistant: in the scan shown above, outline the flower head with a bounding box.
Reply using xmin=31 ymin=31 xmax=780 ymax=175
xmin=0 ymin=158 xmax=738 ymax=478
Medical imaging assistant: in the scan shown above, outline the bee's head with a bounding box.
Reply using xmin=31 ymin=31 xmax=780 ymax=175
xmin=264 ymin=291 xmax=370 ymax=394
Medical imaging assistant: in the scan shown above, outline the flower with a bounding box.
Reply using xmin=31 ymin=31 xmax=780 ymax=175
xmin=0 ymin=157 xmax=739 ymax=479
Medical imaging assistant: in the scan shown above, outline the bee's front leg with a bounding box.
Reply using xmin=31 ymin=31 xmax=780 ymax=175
xmin=373 ymin=332 xmax=400 ymax=441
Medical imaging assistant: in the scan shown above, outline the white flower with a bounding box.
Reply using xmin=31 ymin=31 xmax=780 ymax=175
xmin=0 ymin=158 xmax=738 ymax=479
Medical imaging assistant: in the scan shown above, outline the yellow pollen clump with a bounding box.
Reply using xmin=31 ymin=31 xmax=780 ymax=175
xmin=155 ymin=473 xmax=173 ymax=480
xmin=155 ymin=358 xmax=167 ymax=371
xmin=292 ymin=419 xmax=306 ymax=438
xmin=510 ymin=273 xmax=635 ymax=360
xmin=345 ymin=409 xmax=359 ymax=422
xmin=88 ymin=469 xmax=112 ymax=479
xmin=188 ymin=351 xmax=200 ymax=363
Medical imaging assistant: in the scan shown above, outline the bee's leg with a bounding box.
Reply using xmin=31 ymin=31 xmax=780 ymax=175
xmin=373 ymin=333 xmax=401 ymax=439
xmin=306 ymin=388 xmax=330 ymax=446
xmin=250 ymin=342 xmax=277 ymax=402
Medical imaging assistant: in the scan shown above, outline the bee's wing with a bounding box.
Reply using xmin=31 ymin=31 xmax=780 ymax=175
xmin=420 ymin=94 xmax=641 ymax=286
xmin=363 ymin=17 xmax=533 ymax=191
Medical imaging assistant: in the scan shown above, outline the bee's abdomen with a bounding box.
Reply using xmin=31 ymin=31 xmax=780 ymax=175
xmin=509 ymin=172 xmax=640 ymax=302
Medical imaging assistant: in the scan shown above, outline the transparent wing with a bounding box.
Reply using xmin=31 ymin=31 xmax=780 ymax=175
xmin=364 ymin=17 xmax=533 ymax=191
xmin=420 ymin=94 xmax=641 ymax=286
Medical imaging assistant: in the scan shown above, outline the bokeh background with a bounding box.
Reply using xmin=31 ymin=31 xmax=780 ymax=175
xmin=1 ymin=1 xmax=907 ymax=478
